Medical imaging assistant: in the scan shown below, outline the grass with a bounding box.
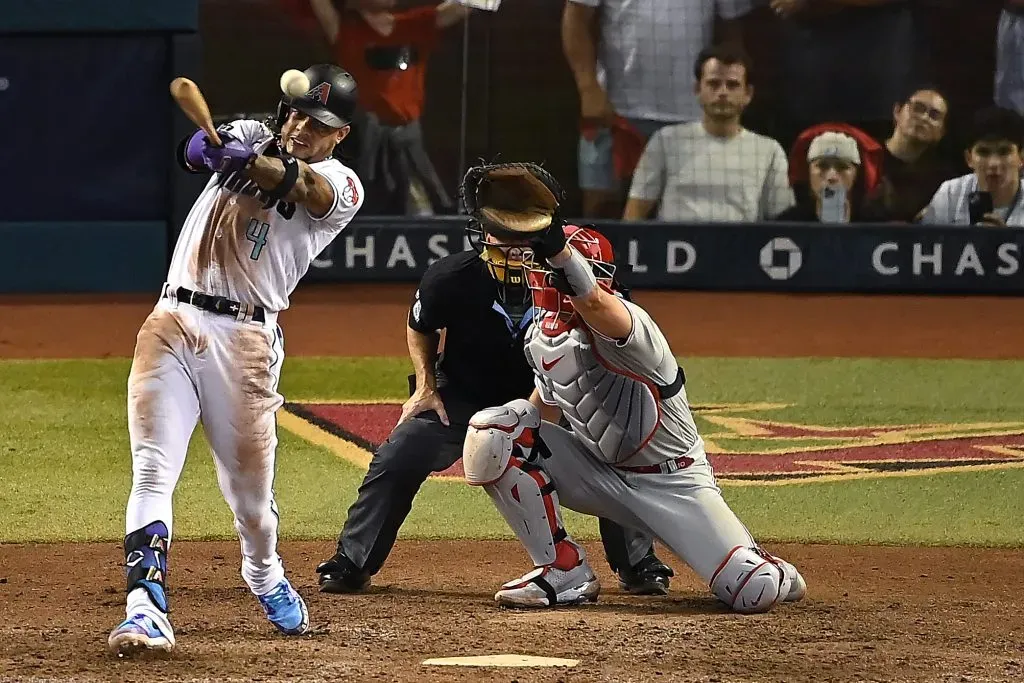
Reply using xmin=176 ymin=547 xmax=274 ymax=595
xmin=1 ymin=357 xmax=1023 ymax=546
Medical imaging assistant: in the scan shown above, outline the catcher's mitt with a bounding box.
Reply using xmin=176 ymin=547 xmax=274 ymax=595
xmin=460 ymin=162 xmax=564 ymax=237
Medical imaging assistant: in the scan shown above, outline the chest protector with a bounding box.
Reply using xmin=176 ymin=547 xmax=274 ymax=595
xmin=527 ymin=327 xmax=683 ymax=465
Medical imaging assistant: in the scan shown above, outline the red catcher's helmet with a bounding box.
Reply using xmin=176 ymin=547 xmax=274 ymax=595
xmin=525 ymin=225 xmax=616 ymax=335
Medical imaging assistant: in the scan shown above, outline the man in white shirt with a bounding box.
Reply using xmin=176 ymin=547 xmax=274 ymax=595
xmin=922 ymin=106 xmax=1024 ymax=227
xmin=623 ymin=45 xmax=795 ymax=223
xmin=562 ymin=0 xmax=754 ymax=217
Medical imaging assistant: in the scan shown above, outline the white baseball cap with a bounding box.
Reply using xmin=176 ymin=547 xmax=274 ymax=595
xmin=807 ymin=132 xmax=861 ymax=165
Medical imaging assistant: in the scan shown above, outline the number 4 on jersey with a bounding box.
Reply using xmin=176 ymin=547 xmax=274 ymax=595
xmin=246 ymin=218 xmax=270 ymax=260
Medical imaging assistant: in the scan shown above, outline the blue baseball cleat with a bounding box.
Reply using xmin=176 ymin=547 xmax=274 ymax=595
xmin=107 ymin=610 xmax=175 ymax=657
xmin=257 ymin=579 xmax=309 ymax=635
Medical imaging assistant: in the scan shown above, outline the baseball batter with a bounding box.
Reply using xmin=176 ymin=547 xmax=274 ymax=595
xmin=461 ymin=172 xmax=806 ymax=612
xmin=108 ymin=64 xmax=365 ymax=656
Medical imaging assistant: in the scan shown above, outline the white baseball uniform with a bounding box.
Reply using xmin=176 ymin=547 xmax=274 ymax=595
xmin=466 ymin=297 xmax=804 ymax=612
xmin=125 ymin=118 xmax=364 ymax=595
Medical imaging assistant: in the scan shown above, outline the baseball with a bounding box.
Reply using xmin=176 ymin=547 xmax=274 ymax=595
xmin=280 ymin=69 xmax=310 ymax=98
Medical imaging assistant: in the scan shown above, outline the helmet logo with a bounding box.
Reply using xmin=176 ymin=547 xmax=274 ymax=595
xmin=305 ymin=82 xmax=331 ymax=104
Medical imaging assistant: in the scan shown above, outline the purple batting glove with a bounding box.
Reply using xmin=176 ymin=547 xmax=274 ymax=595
xmin=184 ymin=128 xmax=255 ymax=174
xmin=201 ymin=135 xmax=255 ymax=174
xmin=184 ymin=128 xmax=211 ymax=170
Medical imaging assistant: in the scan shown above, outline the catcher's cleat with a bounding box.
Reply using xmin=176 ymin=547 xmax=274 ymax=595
xmin=316 ymin=553 xmax=370 ymax=594
xmin=776 ymin=558 xmax=807 ymax=602
xmin=617 ymin=553 xmax=675 ymax=596
xmin=495 ymin=562 xmax=601 ymax=608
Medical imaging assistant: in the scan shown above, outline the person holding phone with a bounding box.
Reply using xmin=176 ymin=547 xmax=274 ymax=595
xmin=772 ymin=131 xmax=888 ymax=223
xmin=920 ymin=106 xmax=1024 ymax=227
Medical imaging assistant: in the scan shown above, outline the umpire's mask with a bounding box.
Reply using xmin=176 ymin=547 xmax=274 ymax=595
xmin=465 ymin=220 xmax=533 ymax=308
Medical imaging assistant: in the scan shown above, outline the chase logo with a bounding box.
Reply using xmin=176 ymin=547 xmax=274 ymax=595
xmin=305 ymin=82 xmax=331 ymax=104
xmin=760 ymin=237 xmax=803 ymax=281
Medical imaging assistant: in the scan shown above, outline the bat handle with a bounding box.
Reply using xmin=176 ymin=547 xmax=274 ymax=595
xmin=205 ymin=127 xmax=223 ymax=147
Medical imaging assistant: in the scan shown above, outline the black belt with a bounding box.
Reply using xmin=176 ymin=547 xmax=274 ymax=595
xmin=619 ymin=455 xmax=695 ymax=475
xmin=172 ymin=286 xmax=266 ymax=323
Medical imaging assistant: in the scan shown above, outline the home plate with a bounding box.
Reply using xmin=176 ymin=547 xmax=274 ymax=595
xmin=422 ymin=654 xmax=580 ymax=668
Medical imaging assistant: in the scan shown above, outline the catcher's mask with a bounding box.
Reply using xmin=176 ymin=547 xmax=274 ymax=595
xmin=461 ymin=161 xmax=565 ymax=307
xmin=525 ymin=225 xmax=617 ymax=336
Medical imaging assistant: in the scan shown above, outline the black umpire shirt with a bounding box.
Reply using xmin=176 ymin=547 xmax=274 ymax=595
xmin=407 ymin=250 xmax=536 ymax=411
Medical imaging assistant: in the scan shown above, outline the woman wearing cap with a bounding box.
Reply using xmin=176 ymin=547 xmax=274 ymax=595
xmin=773 ymin=131 xmax=890 ymax=223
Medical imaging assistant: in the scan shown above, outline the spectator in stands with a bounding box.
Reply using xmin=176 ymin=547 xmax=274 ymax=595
xmin=562 ymin=0 xmax=755 ymax=218
xmin=862 ymin=87 xmax=957 ymax=222
xmin=622 ymin=45 xmax=794 ymax=223
xmin=308 ymin=0 xmax=468 ymax=216
xmin=773 ymin=131 xmax=888 ymax=223
xmin=770 ymin=0 xmax=924 ymax=152
xmin=921 ymin=106 xmax=1024 ymax=227
xmin=996 ymin=1 xmax=1024 ymax=116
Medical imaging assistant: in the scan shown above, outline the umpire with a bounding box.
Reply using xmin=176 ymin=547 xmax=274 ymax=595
xmin=316 ymin=164 xmax=674 ymax=596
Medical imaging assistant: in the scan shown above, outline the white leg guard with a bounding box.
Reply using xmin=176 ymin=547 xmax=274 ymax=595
xmin=484 ymin=456 xmax=566 ymax=567
xmin=486 ymin=461 xmax=599 ymax=608
xmin=709 ymin=546 xmax=795 ymax=614
xmin=463 ymin=401 xmax=599 ymax=608
xmin=463 ymin=399 xmax=539 ymax=485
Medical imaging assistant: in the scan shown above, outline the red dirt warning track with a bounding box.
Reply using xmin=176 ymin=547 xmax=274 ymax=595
xmin=2 ymin=285 xmax=1023 ymax=358
xmin=1 ymin=286 xmax=1023 ymax=682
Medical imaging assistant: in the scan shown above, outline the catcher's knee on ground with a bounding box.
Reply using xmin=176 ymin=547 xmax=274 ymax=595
xmin=709 ymin=546 xmax=806 ymax=614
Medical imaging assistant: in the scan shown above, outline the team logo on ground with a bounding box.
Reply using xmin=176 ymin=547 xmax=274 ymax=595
xmin=280 ymin=402 xmax=1024 ymax=485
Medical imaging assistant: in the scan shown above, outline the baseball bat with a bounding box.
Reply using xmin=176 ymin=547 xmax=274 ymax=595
xmin=169 ymin=77 xmax=222 ymax=146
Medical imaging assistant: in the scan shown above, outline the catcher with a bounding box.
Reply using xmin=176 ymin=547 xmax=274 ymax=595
xmin=315 ymin=162 xmax=673 ymax=596
xmin=459 ymin=162 xmax=808 ymax=612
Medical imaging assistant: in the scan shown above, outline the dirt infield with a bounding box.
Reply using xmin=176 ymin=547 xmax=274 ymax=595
xmin=1 ymin=540 xmax=1022 ymax=683
xmin=2 ymin=286 xmax=1024 ymax=681
xmin=2 ymin=285 xmax=1024 ymax=359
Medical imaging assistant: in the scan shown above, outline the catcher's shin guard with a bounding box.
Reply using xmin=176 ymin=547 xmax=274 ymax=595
xmin=464 ymin=400 xmax=597 ymax=606
xmin=483 ymin=454 xmax=580 ymax=568
xmin=486 ymin=458 xmax=599 ymax=608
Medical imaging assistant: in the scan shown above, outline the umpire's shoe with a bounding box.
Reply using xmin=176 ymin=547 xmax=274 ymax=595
xmin=617 ymin=553 xmax=675 ymax=596
xmin=317 ymin=552 xmax=370 ymax=594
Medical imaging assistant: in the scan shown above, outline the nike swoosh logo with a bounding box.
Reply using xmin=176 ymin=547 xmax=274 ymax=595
xmin=541 ymin=355 xmax=564 ymax=371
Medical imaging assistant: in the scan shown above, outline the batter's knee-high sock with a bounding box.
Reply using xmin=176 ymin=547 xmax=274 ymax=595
xmin=484 ymin=456 xmax=582 ymax=570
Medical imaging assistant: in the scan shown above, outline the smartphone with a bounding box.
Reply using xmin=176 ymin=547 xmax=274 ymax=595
xmin=968 ymin=191 xmax=994 ymax=224
xmin=819 ymin=185 xmax=847 ymax=224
